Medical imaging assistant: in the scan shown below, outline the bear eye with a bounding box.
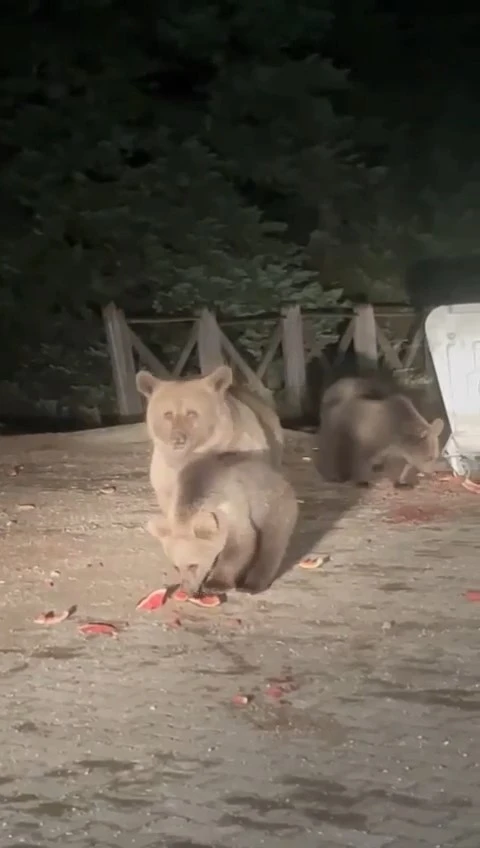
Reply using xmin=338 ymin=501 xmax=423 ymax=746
xmin=163 ymin=411 xmax=173 ymax=420
xmin=186 ymin=409 xmax=198 ymax=419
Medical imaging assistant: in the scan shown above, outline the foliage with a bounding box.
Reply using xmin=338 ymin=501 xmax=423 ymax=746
xmin=1 ymin=1 xmax=480 ymax=418
xmin=0 ymin=3 xmax=347 ymax=331
xmin=0 ymin=0 xmax=349 ymax=414
xmin=306 ymin=138 xmax=480 ymax=303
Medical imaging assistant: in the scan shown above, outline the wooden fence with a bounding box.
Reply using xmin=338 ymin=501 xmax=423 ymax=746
xmin=102 ymin=302 xmax=427 ymax=421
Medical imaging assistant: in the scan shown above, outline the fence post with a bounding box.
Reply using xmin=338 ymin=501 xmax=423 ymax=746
xmin=103 ymin=302 xmax=143 ymax=420
xmin=281 ymin=305 xmax=307 ymax=418
xmin=197 ymin=309 xmax=224 ymax=374
xmin=353 ymin=304 xmax=378 ymax=372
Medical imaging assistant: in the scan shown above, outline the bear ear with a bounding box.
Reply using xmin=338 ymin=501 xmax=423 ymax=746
xmin=136 ymin=370 xmax=161 ymax=398
xmin=430 ymin=417 xmax=445 ymax=438
xmin=204 ymin=365 xmax=233 ymax=393
xmin=191 ymin=510 xmax=221 ymax=541
xmin=146 ymin=515 xmax=170 ymax=539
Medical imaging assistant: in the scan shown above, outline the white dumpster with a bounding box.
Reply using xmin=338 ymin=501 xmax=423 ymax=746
xmin=425 ymin=303 xmax=480 ymax=477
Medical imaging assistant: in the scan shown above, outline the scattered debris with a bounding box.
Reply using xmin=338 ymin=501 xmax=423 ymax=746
xmin=78 ymin=622 xmax=119 ymax=637
xmin=34 ymin=605 xmax=77 ymax=626
xmin=99 ymin=485 xmax=116 ymax=495
xmin=231 ymin=694 xmax=253 ymax=706
xmin=464 ymin=590 xmax=480 ymax=602
xmin=6 ymin=464 xmax=24 ymax=477
xmin=264 ymin=685 xmax=285 ymax=699
xmin=461 ymin=477 xmax=480 ymax=494
xmin=385 ymin=504 xmax=449 ymax=524
xmin=46 ymin=569 xmax=61 ymax=587
xmin=432 ymin=471 xmax=480 ymax=494
xmin=296 ymin=554 xmax=330 ymax=570
xmin=265 ymin=678 xmax=298 ymax=699
xmin=166 ymin=616 xmax=182 ymax=629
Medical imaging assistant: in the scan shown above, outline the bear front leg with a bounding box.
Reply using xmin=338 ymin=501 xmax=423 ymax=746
xmin=237 ymin=495 xmax=298 ymax=594
xmin=202 ymin=530 xmax=257 ymax=593
xmin=394 ymin=462 xmax=417 ymax=488
xmin=350 ymin=449 xmax=376 ymax=487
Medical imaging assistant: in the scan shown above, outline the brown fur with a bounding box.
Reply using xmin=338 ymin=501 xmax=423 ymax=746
xmin=317 ymin=377 xmax=444 ymax=485
xmin=147 ymin=451 xmax=298 ymax=595
xmin=320 ymin=374 xmax=396 ymax=416
xmin=136 ymin=366 xmax=284 ymax=514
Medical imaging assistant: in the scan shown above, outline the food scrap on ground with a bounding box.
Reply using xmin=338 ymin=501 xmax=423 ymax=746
xmin=432 ymin=471 xmax=480 ymax=494
xmin=172 ymin=589 xmax=188 ymax=602
xmin=136 ymin=588 xmax=169 ymax=611
xmin=265 ymin=677 xmax=298 ymax=699
xmin=460 ymin=477 xmax=480 ymax=494
xmin=464 ymin=590 xmax=480 ymax=602
xmin=231 ymin=694 xmax=253 ymax=706
xmin=264 ymin=685 xmax=286 ymax=700
xmin=296 ymin=554 xmax=330 ymax=570
xmin=6 ymin=464 xmax=24 ymax=477
xmin=78 ymin=622 xmax=119 ymax=637
xmin=135 ymin=586 xmax=223 ymax=611
xmin=99 ymin=485 xmax=116 ymax=495
xmin=34 ymin=604 xmax=77 ymax=626
xmin=187 ymin=594 xmax=223 ymax=608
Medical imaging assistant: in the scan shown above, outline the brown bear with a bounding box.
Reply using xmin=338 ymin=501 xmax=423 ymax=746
xmin=147 ymin=450 xmax=298 ymax=595
xmin=320 ymin=374 xmax=394 ymax=414
xmin=316 ymin=376 xmax=445 ymax=486
xmin=136 ymin=365 xmax=284 ymax=514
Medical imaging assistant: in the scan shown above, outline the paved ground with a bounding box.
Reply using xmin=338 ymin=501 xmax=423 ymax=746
xmin=0 ymin=424 xmax=480 ymax=848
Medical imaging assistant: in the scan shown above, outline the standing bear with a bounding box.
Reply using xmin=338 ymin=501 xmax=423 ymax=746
xmin=137 ymin=366 xmax=293 ymax=594
xmin=136 ymin=365 xmax=284 ymax=514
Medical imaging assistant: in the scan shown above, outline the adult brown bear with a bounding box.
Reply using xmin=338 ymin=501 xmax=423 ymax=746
xmin=136 ymin=365 xmax=284 ymax=513
xmin=316 ymin=376 xmax=444 ymax=486
xmin=147 ymin=450 xmax=298 ymax=595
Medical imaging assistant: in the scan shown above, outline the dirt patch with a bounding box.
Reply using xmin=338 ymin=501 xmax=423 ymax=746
xmin=383 ymin=503 xmax=451 ymax=524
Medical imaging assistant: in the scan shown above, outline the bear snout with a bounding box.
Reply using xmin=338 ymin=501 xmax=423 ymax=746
xmin=171 ymin=430 xmax=188 ymax=450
